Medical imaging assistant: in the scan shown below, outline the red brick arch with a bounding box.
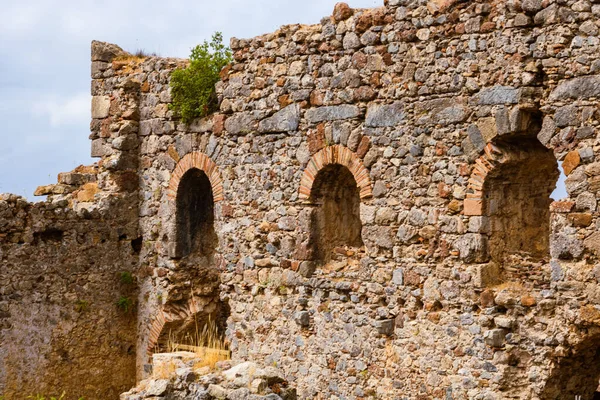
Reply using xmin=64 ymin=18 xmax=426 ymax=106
xmin=464 ymin=142 xmax=556 ymax=216
xmin=299 ymin=145 xmax=372 ymax=201
xmin=167 ymin=152 xmax=223 ymax=202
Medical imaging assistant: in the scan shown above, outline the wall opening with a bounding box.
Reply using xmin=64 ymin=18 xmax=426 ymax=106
xmin=483 ymin=138 xmax=559 ymax=264
xmin=309 ymin=164 xmax=363 ymax=264
xmin=541 ymin=333 xmax=600 ymax=399
xmin=174 ymin=168 xmax=216 ymax=259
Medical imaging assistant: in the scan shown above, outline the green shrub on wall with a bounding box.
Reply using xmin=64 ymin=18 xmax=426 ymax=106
xmin=169 ymin=32 xmax=232 ymax=124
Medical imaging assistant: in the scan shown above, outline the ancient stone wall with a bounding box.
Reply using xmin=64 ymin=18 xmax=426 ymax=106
xmin=0 ymin=43 xmax=146 ymax=399
xmin=5 ymin=0 xmax=600 ymax=399
xmin=130 ymin=0 xmax=600 ymax=398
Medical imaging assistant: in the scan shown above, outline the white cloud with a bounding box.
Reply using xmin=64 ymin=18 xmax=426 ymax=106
xmin=32 ymin=92 xmax=90 ymax=128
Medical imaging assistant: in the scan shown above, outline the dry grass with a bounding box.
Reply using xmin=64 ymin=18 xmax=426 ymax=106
xmin=166 ymin=316 xmax=230 ymax=371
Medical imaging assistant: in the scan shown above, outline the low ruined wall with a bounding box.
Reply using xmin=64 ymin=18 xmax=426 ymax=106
xmin=0 ymin=194 xmax=139 ymax=399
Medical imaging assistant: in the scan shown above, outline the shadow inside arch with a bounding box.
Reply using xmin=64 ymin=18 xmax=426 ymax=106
xmin=541 ymin=332 xmax=600 ymax=400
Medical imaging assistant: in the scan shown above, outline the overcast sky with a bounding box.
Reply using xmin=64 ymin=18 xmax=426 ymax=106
xmin=0 ymin=0 xmax=380 ymax=198
xmin=0 ymin=0 xmax=566 ymax=200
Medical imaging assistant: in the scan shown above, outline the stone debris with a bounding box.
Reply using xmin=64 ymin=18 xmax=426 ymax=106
xmin=121 ymin=354 xmax=296 ymax=400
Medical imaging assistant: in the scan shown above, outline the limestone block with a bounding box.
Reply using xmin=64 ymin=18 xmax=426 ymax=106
xmin=550 ymin=74 xmax=600 ymax=100
xmin=91 ymin=96 xmax=110 ymax=119
xmin=306 ymin=105 xmax=361 ymax=124
xmin=365 ymin=102 xmax=405 ymax=127
xmin=484 ymin=329 xmax=506 ymax=348
xmin=474 ymin=86 xmax=520 ymax=105
xmin=258 ymin=104 xmax=300 ymax=133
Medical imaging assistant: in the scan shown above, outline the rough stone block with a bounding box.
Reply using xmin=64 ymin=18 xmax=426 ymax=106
xmin=472 ymin=262 xmax=500 ymax=288
xmin=374 ymin=319 xmax=395 ymax=336
xmin=365 ymin=102 xmax=405 ymax=127
xmin=294 ymin=311 xmax=310 ymax=327
xmin=484 ymin=329 xmax=506 ymax=348
xmin=91 ymin=96 xmax=110 ymax=119
xmin=306 ymin=105 xmax=360 ymax=124
xmin=455 ymin=234 xmax=489 ymax=263
xmin=474 ymin=86 xmax=520 ymax=105
xmin=91 ymin=40 xmax=125 ymax=62
xmin=550 ymin=75 xmax=600 ymax=100
xmin=91 ymin=138 xmax=109 ymax=158
xmin=258 ymin=104 xmax=300 ymax=133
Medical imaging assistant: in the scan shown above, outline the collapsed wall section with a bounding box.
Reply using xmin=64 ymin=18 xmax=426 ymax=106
xmin=0 ymin=42 xmax=146 ymax=399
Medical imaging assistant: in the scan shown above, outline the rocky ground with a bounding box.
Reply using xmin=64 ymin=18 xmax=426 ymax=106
xmin=121 ymin=353 xmax=296 ymax=400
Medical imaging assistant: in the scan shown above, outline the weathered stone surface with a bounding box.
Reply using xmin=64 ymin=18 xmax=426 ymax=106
xmin=415 ymin=98 xmax=468 ymax=126
xmin=563 ymin=150 xmax=581 ymax=176
xmin=550 ymin=75 xmax=600 ymax=100
xmin=225 ymin=112 xmax=258 ymax=134
xmin=92 ymin=95 xmax=111 ymax=119
xmin=365 ymin=102 xmax=404 ymax=127
xmin=474 ymin=86 xmax=520 ymax=105
xmin=305 ymin=105 xmax=360 ymax=123
xmin=91 ymin=40 xmax=125 ymax=62
xmin=258 ymin=104 xmax=300 ymax=133
xmin=333 ymin=2 xmax=354 ymax=22
xmin=9 ymin=4 xmax=600 ymax=400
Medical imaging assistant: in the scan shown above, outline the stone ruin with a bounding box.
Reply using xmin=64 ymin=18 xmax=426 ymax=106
xmin=4 ymin=0 xmax=600 ymax=398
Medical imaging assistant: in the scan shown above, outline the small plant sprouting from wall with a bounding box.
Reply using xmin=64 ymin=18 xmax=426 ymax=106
xmin=119 ymin=271 xmax=134 ymax=285
xmin=74 ymin=300 xmax=89 ymax=313
xmin=169 ymin=32 xmax=232 ymax=124
xmin=116 ymin=297 xmax=134 ymax=313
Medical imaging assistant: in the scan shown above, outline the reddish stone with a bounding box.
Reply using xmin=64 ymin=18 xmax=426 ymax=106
xmin=156 ymin=268 xmax=168 ymax=278
xmin=221 ymin=203 xmax=234 ymax=218
xmin=481 ymin=21 xmax=496 ymax=32
xmin=562 ymin=150 xmax=581 ymax=176
xmin=382 ymin=52 xmax=393 ymax=66
xmin=455 ymin=23 xmax=466 ymax=34
xmin=404 ymin=270 xmax=421 ymax=286
xmin=550 ymin=200 xmax=575 ymax=213
xmin=459 ymin=163 xmax=471 ymax=176
xmin=219 ymin=64 xmax=232 ymax=81
xmin=310 ymin=90 xmax=324 ymax=106
xmin=399 ymin=29 xmax=417 ymax=42
xmin=213 ymin=114 xmax=225 ymax=135
xmin=369 ymin=72 xmax=381 ymax=87
xmin=356 ymin=136 xmax=371 ymax=158
xmin=480 ymin=290 xmax=495 ymax=307
xmin=100 ymin=118 xmax=112 ymax=138
xmin=568 ymin=213 xmax=593 ymax=227
xmin=351 ymin=52 xmax=367 ymax=69
xmin=307 ymin=125 xmax=326 ymax=155
xmin=278 ymin=95 xmax=292 ymax=108
xmin=426 ymin=312 xmax=440 ymax=323
xmin=520 ymin=294 xmax=537 ymax=307
xmin=355 ymin=13 xmax=373 ymax=33
xmin=332 ymin=2 xmax=353 ymax=22
xmin=354 ymin=86 xmax=376 ymax=101
xmin=463 ymin=198 xmax=483 ymax=216
xmin=438 ymin=182 xmax=451 ymax=198
xmin=436 ymin=143 xmax=447 ymax=156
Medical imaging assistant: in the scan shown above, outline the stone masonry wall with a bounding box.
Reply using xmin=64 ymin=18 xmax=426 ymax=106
xmin=0 ymin=43 xmax=145 ymax=399
xmin=5 ymin=0 xmax=600 ymax=399
xmin=128 ymin=0 xmax=600 ymax=399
